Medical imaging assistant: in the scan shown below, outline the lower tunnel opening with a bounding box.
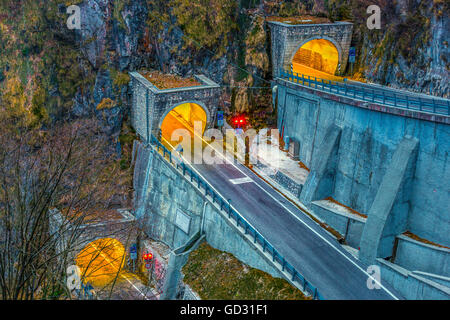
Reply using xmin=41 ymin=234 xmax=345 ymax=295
xmin=292 ymin=39 xmax=340 ymax=81
xmin=76 ymin=238 xmax=126 ymax=287
xmin=160 ymin=102 xmax=207 ymax=147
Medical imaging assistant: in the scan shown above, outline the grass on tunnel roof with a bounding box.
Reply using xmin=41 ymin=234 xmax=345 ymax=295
xmin=266 ymin=15 xmax=332 ymax=25
xmin=140 ymin=70 xmax=201 ymax=90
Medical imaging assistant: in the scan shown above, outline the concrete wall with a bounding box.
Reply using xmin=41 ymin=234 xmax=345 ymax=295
xmin=275 ymin=81 xmax=450 ymax=249
xmin=268 ymin=21 xmax=353 ymax=77
xmin=133 ymin=141 xmax=204 ymax=249
xmin=377 ymin=259 xmax=450 ymax=300
xmin=49 ymin=209 xmax=138 ymax=262
xmin=394 ymin=235 xmax=450 ymax=277
xmin=311 ymin=201 xmax=366 ymax=248
xmin=161 ymin=233 xmax=205 ymax=300
xmin=130 ymin=72 xmax=221 ymax=142
xmin=359 ymin=136 xmax=418 ymax=264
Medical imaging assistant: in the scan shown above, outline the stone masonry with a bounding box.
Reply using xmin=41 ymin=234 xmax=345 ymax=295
xmin=268 ymin=21 xmax=353 ymax=77
xmin=130 ymin=72 xmax=221 ymax=142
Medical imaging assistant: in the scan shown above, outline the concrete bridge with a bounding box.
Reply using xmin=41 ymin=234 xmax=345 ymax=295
xmin=129 ymin=67 xmax=450 ymax=299
xmin=272 ymin=71 xmax=450 ymax=299
xmin=127 ymin=17 xmax=449 ymax=299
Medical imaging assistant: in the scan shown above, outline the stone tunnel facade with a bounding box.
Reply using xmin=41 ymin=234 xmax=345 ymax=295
xmin=130 ymin=72 xmax=221 ymax=143
xmin=268 ymin=21 xmax=353 ymax=77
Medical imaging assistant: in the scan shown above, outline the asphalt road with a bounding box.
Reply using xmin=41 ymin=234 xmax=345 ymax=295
xmin=166 ymin=114 xmax=403 ymax=300
xmin=192 ymin=158 xmax=403 ymax=300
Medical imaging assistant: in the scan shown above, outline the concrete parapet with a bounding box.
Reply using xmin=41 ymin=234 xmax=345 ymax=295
xmin=394 ymin=234 xmax=449 ymax=277
xmin=377 ymin=258 xmax=450 ymax=300
xmin=311 ymin=200 xmax=366 ymax=248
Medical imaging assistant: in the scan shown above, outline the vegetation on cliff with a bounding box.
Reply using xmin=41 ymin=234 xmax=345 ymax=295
xmin=1 ymin=0 xmax=446 ymax=133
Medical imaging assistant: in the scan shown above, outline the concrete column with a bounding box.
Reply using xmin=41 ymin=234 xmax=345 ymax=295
xmin=160 ymin=251 xmax=187 ymax=300
xmin=359 ymin=136 xmax=419 ymax=265
xmin=299 ymin=124 xmax=342 ymax=206
xmin=160 ymin=233 xmax=204 ymax=300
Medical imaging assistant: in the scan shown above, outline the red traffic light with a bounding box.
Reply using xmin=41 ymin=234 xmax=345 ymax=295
xmin=232 ymin=115 xmax=246 ymax=127
xmin=143 ymin=252 xmax=153 ymax=261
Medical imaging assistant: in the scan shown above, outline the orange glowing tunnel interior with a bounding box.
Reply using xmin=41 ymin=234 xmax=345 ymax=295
xmin=160 ymin=102 xmax=207 ymax=146
xmin=292 ymin=39 xmax=340 ymax=81
xmin=76 ymin=238 xmax=126 ymax=287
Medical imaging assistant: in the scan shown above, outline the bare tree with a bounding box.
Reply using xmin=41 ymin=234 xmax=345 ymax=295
xmin=0 ymin=118 xmax=133 ymax=300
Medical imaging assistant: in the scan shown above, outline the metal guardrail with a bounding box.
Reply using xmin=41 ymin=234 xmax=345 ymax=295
xmin=150 ymin=135 xmax=324 ymax=300
xmin=279 ymin=68 xmax=450 ymax=116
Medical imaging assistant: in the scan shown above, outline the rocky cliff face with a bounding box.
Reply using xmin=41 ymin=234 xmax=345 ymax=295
xmin=350 ymin=0 xmax=449 ymax=97
xmin=0 ymin=0 xmax=448 ymax=136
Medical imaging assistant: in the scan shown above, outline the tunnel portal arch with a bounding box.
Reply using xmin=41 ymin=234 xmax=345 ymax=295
xmin=268 ymin=21 xmax=353 ymax=78
xmin=75 ymin=237 xmax=126 ymax=287
xmin=130 ymin=72 xmax=221 ymax=144
xmin=159 ymin=101 xmax=210 ymax=145
xmin=289 ymin=37 xmax=342 ymax=76
xmin=159 ymin=101 xmax=210 ymax=132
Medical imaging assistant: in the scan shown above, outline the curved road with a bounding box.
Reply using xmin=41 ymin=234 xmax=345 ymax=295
xmin=192 ymin=157 xmax=402 ymax=300
xmin=164 ymin=114 xmax=403 ymax=300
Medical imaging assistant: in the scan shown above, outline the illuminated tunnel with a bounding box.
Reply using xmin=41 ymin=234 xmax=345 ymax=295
xmin=160 ymin=102 xmax=207 ymax=146
xmin=292 ymin=39 xmax=340 ymax=80
xmin=76 ymin=238 xmax=126 ymax=287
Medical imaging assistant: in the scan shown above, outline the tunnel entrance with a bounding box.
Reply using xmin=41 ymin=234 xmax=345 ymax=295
xmin=160 ymin=102 xmax=207 ymax=147
xmin=292 ymin=39 xmax=340 ymax=80
xmin=76 ymin=238 xmax=126 ymax=287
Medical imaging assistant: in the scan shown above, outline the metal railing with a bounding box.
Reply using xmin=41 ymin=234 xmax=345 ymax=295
xmin=279 ymin=68 xmax=450 ymax=116
xmin=150 ymin=135 xmax=324 ymax=300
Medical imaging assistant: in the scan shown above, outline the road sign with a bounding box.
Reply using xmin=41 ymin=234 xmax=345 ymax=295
xmin=349 ymin=47 xmax=356 ymax=57
xmin=349 ymin=47 xmax=356 ymax=63
xmin=130 ymin=244 xmax=137 ymax=253
xmin=130 ymin=252 xmax=137 ymax=260
xmin=145 ymin=263 xmax=152 ymax=270
xmin=217 ymin=111 xmax=224 ymax=127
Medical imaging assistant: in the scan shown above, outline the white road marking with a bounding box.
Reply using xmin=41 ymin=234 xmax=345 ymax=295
xmin=162 ymin=121 xmax=399 ymax=299
xmin=229 ymin=177 xmax=254 ymax=185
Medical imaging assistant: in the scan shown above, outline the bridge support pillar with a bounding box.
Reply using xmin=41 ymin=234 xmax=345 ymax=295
xmin=299 ymin=124 xmax=342 ymax=206
xmin=161 ymin=233 xmax=204 ymax=300
xmin=359 ymin=136 xmax=419 ymax=265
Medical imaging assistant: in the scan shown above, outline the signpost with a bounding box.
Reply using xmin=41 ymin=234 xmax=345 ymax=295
xmin=217 ymin=110 xmax=224 ymax=128
xmin=349 ymin=47 xmax=356 ymax=75
xmin=80 ymin=282 xmax=94 ymax=300
xmin=130 ymin=244 xmax=137 ymax=271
